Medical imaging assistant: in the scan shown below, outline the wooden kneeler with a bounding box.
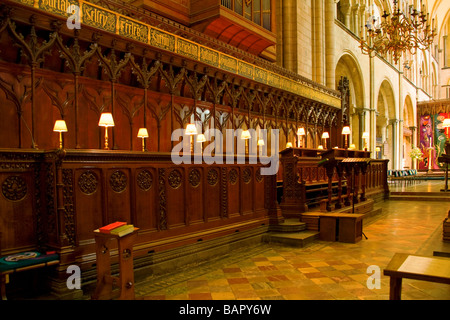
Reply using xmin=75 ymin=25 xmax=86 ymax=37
xmin=92 ymin=228 xmax=138 ymax=300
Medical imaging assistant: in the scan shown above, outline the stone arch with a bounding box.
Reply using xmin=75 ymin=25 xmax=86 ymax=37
xmin=402 ymin=94 xmax=415 ymax=169
xmin=335 ymin=51 xmax=365 ymax=148
xmin=376 ymin=78 xmax=397 ymax=169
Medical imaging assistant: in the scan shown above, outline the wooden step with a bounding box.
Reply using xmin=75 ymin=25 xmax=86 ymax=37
xmin=389 ymin=194 xmax=450 ymax=201
xmin=262 ymin=231 xmax=319 ymax=247
xmin=268 ymin=219 xmax=306 ymax=233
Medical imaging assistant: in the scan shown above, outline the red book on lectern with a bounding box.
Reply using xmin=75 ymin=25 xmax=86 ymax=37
xmin=99 ymin=221 xmax=126 ymax=234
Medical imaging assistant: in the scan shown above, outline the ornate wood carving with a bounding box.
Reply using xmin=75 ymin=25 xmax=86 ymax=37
xmin=2 ymin=175 xmax=27 ymax=201
xmin=242 ymin=167 xmax=252 ymax=184
xmin=78 ymin=170 xmax=99 ymax=195
xmin=62 ymin=168 xmax=76 ymax=246
xmin=229 ymin=168 xmax=238 ymax=185
xmin=188 ymin=168 xmax=201 ymax=187
xmin=109 ymin=170 xmax=127 ymax=193
xmin=207 ymin=168 xmax=219 ymax=186
xmin=158 ymin=168 xmax=167 ymax=230
xmin=168 ymin=169 xmax=182 ymax=189
xmin=137 ymin=169 xmax=153 ymax=191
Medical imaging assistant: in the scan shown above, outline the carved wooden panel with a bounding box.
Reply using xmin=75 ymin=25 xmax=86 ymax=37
xmin=74 ymin=168 xmax=103 ymax=243
xmin=0 ymin=172 xmax=35 ymax=251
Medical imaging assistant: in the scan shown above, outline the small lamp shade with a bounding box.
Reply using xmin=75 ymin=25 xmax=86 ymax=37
xmin=297 ymin=127 xmax=305 ymax=136
xmin=53 ymin=120 xmax=68 ymax=132
xmin=349 ymin=144 xmax=356 ymax=150
xmin=317 ymin=145 xmax=324 ymax=149
xmin=185 ymin=124 xmax=197 ymax=135
xmin=241 ymin=130 xmax=251 ymax=140
xmin=443 ymin=119 xmax=450 ymax=128
xmin=257 ymin=139 xmax=265 ymax=146
xmin=137 ymin=128 xmax=149 ymax=138
xmin=375 ymin=147 xmax=381 ymax=152
xmin=362 ymin=132 xmax=369 ymax=139
xmin=286 ymin=142 xmax=293 ymax=148
xmin=197 ymin=134 xmax=206 ymax=143
xmin=321 ymin=132 xmax=329 ymax=139
xmin=342 ymin=126 xmax=351 ymax=135
xmin=98 ymin=113 xmax=115 ymax=127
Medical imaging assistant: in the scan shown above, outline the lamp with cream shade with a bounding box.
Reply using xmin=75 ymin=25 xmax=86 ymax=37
xmin=286 ymin=142 xmax=293 ymax=148
xmin=362 ymin=131 xmax=369 ymax=151
xmin=137 ymin=128 xmax=149 ymax=152
xmin=321 ymin=132 xmax=329 ymax=149
xmin=342 ymin=126 xmax=351 ymax=149
xmin=241 ymin=129 xmax=251 ymax=155
xmin=197 ymin=133 xmax=206 ymax=154
xmin=185 ymin=123 xmax=198 ymax=152
xmin=297 ymin=127 xmax=305 ymax=148
xmin=53 ymin=120 xmax=68 ymax=149
xmin=98 ymin=113 xmax=115 ymax=150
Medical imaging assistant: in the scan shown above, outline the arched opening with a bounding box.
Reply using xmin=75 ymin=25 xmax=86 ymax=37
xmin=335 ymin=52 xmax=365 ymax=149
xmin=376 ymin=79 xmax=397 ymax=169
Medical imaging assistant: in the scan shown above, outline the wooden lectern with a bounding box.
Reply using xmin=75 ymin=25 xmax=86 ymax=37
xmin=92 ymin=228 xmax=138 ymax=300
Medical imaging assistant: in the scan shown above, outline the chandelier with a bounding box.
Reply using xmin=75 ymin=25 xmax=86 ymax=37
xmin=360 ymin=0 xmax=436 ymax=64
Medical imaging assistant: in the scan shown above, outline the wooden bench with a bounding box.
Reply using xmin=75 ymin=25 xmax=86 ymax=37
xmin=0 ymin=251 xmax=59 ymax=300
xmin=0 ymin=233 xmax=59 ymax=300
xmin=384 ymin=253 xmax=450 ymax=300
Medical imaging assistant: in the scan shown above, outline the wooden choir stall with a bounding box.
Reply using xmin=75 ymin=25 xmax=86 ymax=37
xmin=279 ymin=147 xmax=389 ymax=243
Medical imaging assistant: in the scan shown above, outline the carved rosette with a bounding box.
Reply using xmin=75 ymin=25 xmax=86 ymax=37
xmin=2 ymin=175 xmax=27 ymax=201
xmin=243 ymin=167 xmax=252 ymax=184
xmin=78 ymin=170 xmax=98 ymax=195
xmin=137 ymin=170 xmax=153 ymax=191
xmin=110 ymin=170 xmax=127 ymax=193
xmin=189 ymin=168 xmax=201 ymax=188
xmin=255 ymin=168 xmax=264 ymax=183
xmin=229 ymin=168 xmax=238 ymax=185
xmin=207 ymin=168 xmax=219 ymax=186
xmin=168 ymin=169 xmax=182 ymax=189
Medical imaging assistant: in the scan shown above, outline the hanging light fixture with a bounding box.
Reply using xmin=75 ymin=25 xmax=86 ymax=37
xmin=360 ymin=0 xmax=436 ymax=64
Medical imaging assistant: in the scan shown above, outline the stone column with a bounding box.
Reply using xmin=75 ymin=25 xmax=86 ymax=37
xmin=325 ymin=0 xmax=335 ymax=88
xmin=314 ymin=0 xmax=324 ymax=85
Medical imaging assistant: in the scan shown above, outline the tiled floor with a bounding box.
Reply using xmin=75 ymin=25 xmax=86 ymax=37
xmin=135 ymin=180 xmax=450 ymax=300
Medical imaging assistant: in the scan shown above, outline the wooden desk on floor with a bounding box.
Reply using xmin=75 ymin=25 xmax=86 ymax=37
xmin=319 ymin=213 xmax=364 ymax=243
xmin=383 ymin=253 xmax=450 ymax=300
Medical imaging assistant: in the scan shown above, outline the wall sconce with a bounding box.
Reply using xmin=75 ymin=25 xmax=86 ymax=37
xmin=185 ymin=123 xmax=198 ymax=152
xmin=362 ymin=132 xmax=369 ymax=151
xmin=98 ymin=113 xmax=115 ymax=150
xmin=137 ymin=128 xmax=149 ymax=152
xmin=286 ymin=142 xmax=293 ymax=148
xmin=297 ymin=127 xmax=305 ymax=148
xmin=53 ymin=120 xmax=68 ymax=149
xmin=342 ymin=126 xmax=351 ymax=149
xmin=321 ymin=132 xmax=329 ymax=149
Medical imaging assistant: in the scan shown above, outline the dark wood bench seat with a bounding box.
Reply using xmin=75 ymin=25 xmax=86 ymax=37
xmin=0 ymin=251 xmax=59 ymax=300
